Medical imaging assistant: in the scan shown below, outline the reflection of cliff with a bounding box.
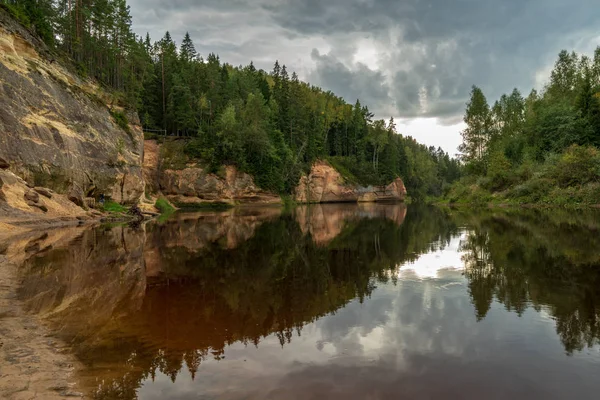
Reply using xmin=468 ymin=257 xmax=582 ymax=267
xmin=11 ymin=206 xmax=600 ymax=398
xmin=295 ymin=203 xmax=407 ymax=246
xmin=457 ymin=209 xmax=600 ymax=353
xmin=13 ymin=205 xmax=435 ymax=399
xmin=144 ymin=207 xmax=281 ymax=279
xmin=17 ymin=225 xmax=147 ymax=346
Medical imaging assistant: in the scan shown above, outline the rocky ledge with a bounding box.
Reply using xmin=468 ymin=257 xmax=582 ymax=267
xmin=295 ymin=160 xmax=407 ymax=203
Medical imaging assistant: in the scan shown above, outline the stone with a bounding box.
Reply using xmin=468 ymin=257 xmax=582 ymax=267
xmin=294 ymin=160 xmax=407 ymax=203
xmin=110 ymin=172 xmax=144 ymax=204
xmin=25 ymin=200 xmax=47 ymax=212
xmin=68 ymin=186 xmax=84 ymax=207
xmin=34 ymin=187 xmax=53 ymax=199
xmin=24 ymin=189 xmax=39 ymax=203
xmin=358 ymin=192 xmax=377 ymax=202
xmin=159 ymin=165 xmax=281 ymax=205
xmin=0 ymin=13 xmax=145 ymax=208
xmin=84 ymin=197 xmax=96 ymax=209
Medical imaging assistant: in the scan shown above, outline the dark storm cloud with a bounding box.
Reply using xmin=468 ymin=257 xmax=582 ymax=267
xmin=128 ymin=0 xmax=600 ymax=123
xmin=308 ymin=49 xmax=392 ymax=110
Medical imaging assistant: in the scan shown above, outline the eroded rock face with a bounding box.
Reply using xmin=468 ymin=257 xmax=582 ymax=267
xmin=159 ymin=165 xmax=281 ymax=205
xmin=0 ymin=169 xmax=86 ymax=223
xmin=0 ymin=10 xmax=144 ymax=205
xmin=295 ymin=160 xmax=407 ymax=203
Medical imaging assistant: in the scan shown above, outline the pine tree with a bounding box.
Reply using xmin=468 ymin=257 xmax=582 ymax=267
xmin=180 ymin=32 xmax=197 ymax=62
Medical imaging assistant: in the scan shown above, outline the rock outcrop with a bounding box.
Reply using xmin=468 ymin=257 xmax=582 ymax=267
xmin=295 ymin=160 xmax=407 ymax=203
xmin=0 ymin=9 xmax=144 ymax=206
xmin=144 ymin=140 xmax=281 ymax=205
xmin=160 ymin=166 xmax=282 ymax=205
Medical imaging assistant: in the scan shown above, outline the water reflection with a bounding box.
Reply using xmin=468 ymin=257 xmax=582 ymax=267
xmin=456 ymin=209 xmax=600 ymax=353
xmin=8 ymin=205 xmax=600 ymax=399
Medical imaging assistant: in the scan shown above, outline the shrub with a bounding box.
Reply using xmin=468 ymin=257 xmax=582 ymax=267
xmin=155 ymin=197 xmax=175 ymax=214
xmin=102 ymin=201 xmax=127 ymax=213
xmin=486 ymin=150 xmax=514 ymax=191
xmin=551 ymin=145 xmax=600 ymax=188
xmin=446 ymin=179 xmax=491 ymax=205
xmin=110 ymin=110 xmax=133 ymax=138
xmin=580 ymin=182 xmax=600 ymax=205
xmin=161 ymin=140 xmax=189 ymax=170
xmin=506 ymin=178 xmax=554 ymax=203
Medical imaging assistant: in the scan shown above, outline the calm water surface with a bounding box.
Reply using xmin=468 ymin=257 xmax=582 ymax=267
xmin=14 ymin=204 xmax=600 ymax=399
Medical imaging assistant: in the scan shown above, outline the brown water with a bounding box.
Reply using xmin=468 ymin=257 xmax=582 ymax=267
xmin=10 ymin=204 xmax=600 ymax=399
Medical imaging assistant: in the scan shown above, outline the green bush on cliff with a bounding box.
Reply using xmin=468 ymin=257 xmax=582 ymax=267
xmin=110 ymin=110 xmax=133 ymax=139
xmin=155 ymin=197 xmax=175 ymax=214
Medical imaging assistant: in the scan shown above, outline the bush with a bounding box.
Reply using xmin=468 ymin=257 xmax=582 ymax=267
xmin=506 ymin=178 xmax=554 ymax=203
xmin=102 ymin=201 xmax=127 ymax=213
xmin=550 ymin=145 xmax=600 ymax=188
xmin=161 ymin=140 xmax=189 ymax=170
xmin=446 ymin=179 xmax=492 ymax=205
xmin=110 ymin=110 xmax=133 ymax=138
xmin=485 ymin=150 xmax=515 ymax=191
xmin=155 ymin=197 xmax=175 ymax=214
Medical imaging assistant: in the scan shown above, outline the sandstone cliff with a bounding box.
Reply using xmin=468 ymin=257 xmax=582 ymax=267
xmin=144 ymin=139 xmax=282 ymax=205
xmin=0 ymin=9 xmax=144 ymax=207
xmin=295 ymin=160 xmax=407 ymax=203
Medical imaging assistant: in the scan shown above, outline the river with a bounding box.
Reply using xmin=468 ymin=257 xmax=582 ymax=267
xmin=2 ymin=204 xmax=600 ymax=399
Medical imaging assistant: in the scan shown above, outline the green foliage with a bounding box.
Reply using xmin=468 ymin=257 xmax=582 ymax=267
xmin=451 ymin=45 xmax=600 ymax=206
xmin=161 ymin=140 xmax=189 ymax=170
xmin=155 ymin=197 xmax=175 ymax=214
xmin=445 ymin=178 xmax=493 ymax=206
xmin=550 ymin=145 xmax=600 ymax=187
xmin=1 ymin=1 xmax=54 ymax=46
xmin=485 ymin=150 xmax=514 ymax=191
xmin=3 ymin=0 xmax=461 ymax=198
xmin=102 ymin=201 xmax=127 ymax=213
xmin=110 ymin=110 xmax=132 ymax=137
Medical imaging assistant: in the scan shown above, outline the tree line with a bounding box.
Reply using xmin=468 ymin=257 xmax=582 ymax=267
xmin=451 ymin=47 xmax=600 ymax=205
xmin=1 ymin=0 xmax=460 ymax=198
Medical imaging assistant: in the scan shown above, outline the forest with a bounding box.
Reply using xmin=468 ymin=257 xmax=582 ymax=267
xmin=0 ymin=0 xmax=461 ymax=199
xmin=449 ymin=47 xmax=600 ymax=205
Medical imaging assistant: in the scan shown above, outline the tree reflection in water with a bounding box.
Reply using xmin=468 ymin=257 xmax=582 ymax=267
xmin=10 ymin=205 xmax=600 ymax=398
xmin=459 ymin=208 xmax=600 ymax=353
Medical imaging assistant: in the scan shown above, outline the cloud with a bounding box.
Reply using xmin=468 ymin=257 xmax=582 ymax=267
xmin=127 ymin=0 xmax=600 ymax=152
xmin=308 ymin=49 xmax=394 ymax=114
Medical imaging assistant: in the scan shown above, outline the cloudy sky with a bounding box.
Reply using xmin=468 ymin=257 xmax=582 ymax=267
xmin=128 ymin=0 xmax=600 ymax=154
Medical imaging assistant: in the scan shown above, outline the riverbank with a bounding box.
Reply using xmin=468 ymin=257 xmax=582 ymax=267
xmin=436 ymin=199 xmax=600 ymax=209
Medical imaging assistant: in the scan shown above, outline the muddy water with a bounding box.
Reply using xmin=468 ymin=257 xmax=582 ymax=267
xmin=4 ymin=204 xmax=600 ymax=399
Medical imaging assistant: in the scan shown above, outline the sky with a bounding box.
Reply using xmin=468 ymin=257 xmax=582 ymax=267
xmin=127 ymin=0 xmax=600 ymax=155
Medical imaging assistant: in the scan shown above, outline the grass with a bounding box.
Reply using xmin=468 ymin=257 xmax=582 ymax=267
xmin=109 ymin=110 xmax=134 ymax=141
xmin=155 ymin=197 xmax=175 ymax=213
xmin=101 ymin=200 xmax=127 ymax=213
